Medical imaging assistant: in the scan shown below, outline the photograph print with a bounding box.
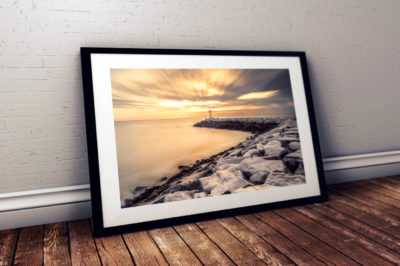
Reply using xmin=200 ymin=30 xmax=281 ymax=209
xmin=111 ymin=68 xmax=306 ymax=208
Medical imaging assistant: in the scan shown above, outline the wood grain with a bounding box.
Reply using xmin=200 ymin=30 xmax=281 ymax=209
xmin=95 ymin=235 xmax=133 ymax=265
xmin=148 ymin=226 xmax=202 ymax=265
xmin=295 ymin=206 xmax=400 ymax=264
xmin=69 ymin=219 xmax=101 ymax=266
xmin=325 ymin=200 xmax=400 ymax=239
xmin=256 ymin=210 xmax=357 ymax=265
xmin=123 ymin=231 xmax=168 ymax=266
xmin=1 ymin=176 xmax=400 ymax=265
xmin=197 ymin=219 xmax=266 ymax=265
xmin=13 ymin=225 xmax=44 ymax=266
xmin=329 ymin=187 xmax=400 ymax=217
xmin=0 ymin=229 xmax=18 ymax=266
xmin=274 ymin=208 xmax=394 ymax=266
xmin=217 ymin=217 xmax=293 ymax=265
xmin=44 ymin=223 xmax=70 ymax=266
xmin=174 ymin=223 xmax=234 ymax=265
xmin=235 ymin=214 xmax=324 ymax=265
xmin=311 ymin=202 xmax=400 ymax=252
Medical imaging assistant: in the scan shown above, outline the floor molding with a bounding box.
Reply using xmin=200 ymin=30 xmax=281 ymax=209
xmin=1 ymin=150 xmax=399 ymax=230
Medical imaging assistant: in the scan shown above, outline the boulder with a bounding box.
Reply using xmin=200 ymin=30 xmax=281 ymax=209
xmin=265 ymin=173 xmax=306 ymax=186
xmin=262 ymin=140 xmax=286 ymax=159
xmin=233 ymin=184 xmax=275 ymax=193
xmin=199 ymin=175 xmax=220 ymax=193
xmin=256 ymin=143 xmax=265 ymax=154
xmin=288 ymin=141 xmax=301 ymax=151
xmin=249 ymin=171 xmax=269 ymax=184
xmin=283 ymin=151 xmax=303 ymax=172
xmin=164 ymin=191 xmax=195 ymax=203
xmin=239 ymin=157 xmax=286 ymax=179
xmin=194 ymin=192 xmax=207 ymax=199
xmin=243 ymin=149 xmax=261 ymax=158
xmin=295 ymin=162 xmax=305 ymax=175
xmin=210 ymin=175 xmax=251 ymax=196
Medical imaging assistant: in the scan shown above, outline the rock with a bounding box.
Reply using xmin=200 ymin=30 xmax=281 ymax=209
xmin=283 ymin=151 xmax=303 ymax=172
xmin=233 ymin=184 xmax=275 ymax=193
xmin=262 ymin=140 xmax=286 ymax=159
xmin=256 ymin=143 xmax=265 ymax=154
xmin=249 ymin=171 xmax=269 ymax=184
xmin=265 ymin=173 xmax=306 ymax=186
xmin=243 ymin=149 xmax=261 ymax=158
xmin=164 ymin=191 xmax=195 ymax=202
xmin=194 ymin=192 xmax=207 ymax=199
xmin=277 ymin=137 xmax=298 ymax=146
xmin=199 ymin=175 xmax=220 ymax=193
xmin=178 ymin=166 xmax=191 ymax=172
xmin=165 ymin=178 xmax=200 ymax=194
xmin=230 ymin=149 xmax=242 ymax=156
xmin=210 ymin=175 xmax=251 ymax=196
xmin=239 ymin=157 xmax=286 ymax=179
xmin=288 ymin=141 xmax=301 ymax=151
xmin=295 ymin=162 xmax=305 ymax=175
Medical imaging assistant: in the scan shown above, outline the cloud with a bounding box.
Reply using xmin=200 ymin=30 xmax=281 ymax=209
xmin=110 ymin=68 xmax=295 ymax=121
xmin=237 ymin=90 xmax=279 ymax=100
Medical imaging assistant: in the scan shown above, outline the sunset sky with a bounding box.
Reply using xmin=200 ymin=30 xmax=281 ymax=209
xmin=110 ymin=68 xmax=295 ymax=121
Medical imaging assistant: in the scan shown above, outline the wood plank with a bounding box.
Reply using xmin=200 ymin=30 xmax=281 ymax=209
xmin=256 ymin=211 xmax=357 ymax=265
xmin=217 ymin=217 xmax=293 ymax=265
xmin=295 ymin=206 xmax=400 ymax=264
xmin=274 ymin=208 xmax=394 ymax=266
xmin=325 ymin=200 xmax=400 ymax=239
xmin=331 ymin=183 xmax=400 ymax=211
xmin=196 ymin=220 xmax=266 ymax=265
xmin=329 ymin=192 xmax=400 ymax=226
xmin=329 ymin=187 xmax=400 ymax=217
xmin=173 ymin=223 xmax=234 ymax=265
xmin=69 ymin=219 xmax=101 ymax=266
xmin=308 ymin=203 xmax=400 ymax=253
xmin=43 ymin=223 xmax=71 ymax=266
xmin=0 ymin=229 xmax=18 ymax=266
xmin=13 ymin=225 xmax=44 ymax=266
xmin=148 ymin=227 xmax=202 ymax=265
xmin=235 ymin=214 xmax=324 ymax=265
xmin=366 ymin=178 xmax=400 ymax=193
xmin=94 ymin=235 xmax=133 ymax=266
xmin=123 ymin=231 xmax=168 ymax=266
xmin=356 ymin=181 xmax=400 ymax=201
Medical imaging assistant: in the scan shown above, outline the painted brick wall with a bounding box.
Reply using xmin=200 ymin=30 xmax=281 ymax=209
xmin=1 ymin=0 xmax=400 ymax=193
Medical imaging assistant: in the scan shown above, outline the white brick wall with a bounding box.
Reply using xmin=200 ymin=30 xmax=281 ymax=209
xmin=1 ymin=0 xmax=400 ymax=193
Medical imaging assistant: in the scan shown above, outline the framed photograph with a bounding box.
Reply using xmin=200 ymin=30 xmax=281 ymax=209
xmin=81 ymin=48 xmax=327 ymax=237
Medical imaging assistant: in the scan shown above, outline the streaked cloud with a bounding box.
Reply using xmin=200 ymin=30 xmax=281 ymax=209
xmin=237 ymin=90 xmax=279 ymax=100
xmin=110 ymin=69 xmax=295 ymax=121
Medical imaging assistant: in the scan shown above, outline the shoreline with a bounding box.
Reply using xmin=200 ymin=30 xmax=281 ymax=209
xmin=124 ymin=117 xmax=305 ymax=208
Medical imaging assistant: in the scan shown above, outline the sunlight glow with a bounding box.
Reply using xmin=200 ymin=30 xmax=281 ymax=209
xmin=237 ymin=90 xmax=279 ymax=100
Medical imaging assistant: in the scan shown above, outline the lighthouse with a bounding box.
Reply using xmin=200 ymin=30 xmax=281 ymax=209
xmin=208 ymin=110 xmax=212 ymax=119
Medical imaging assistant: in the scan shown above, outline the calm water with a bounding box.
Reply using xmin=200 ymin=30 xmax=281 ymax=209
xmin=115 ymin=118 xmax=251 ymax=202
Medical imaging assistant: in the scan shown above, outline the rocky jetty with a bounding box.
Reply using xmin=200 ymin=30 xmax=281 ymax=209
xmin=194 ymin=117 xmax=280 ymax=133
xmin=124 ymin=118 xmax=305 ymax=208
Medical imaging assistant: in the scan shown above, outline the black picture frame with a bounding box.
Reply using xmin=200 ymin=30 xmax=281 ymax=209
xmin=80 ymin=48 xmax=327 ymax=237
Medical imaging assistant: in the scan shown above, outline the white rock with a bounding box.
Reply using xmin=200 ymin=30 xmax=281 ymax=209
xmin=265 ymin=173 xmax=306 ymax=186
xmin=233 ymin=184 xmax=275 ymax=193
xmin=199 ymin=175 xmax=220 ymax=193
xmin=240 ymin=157 xmax=285 ymax=178
xmin=164 ymin=191 xmax=195 ymax=202
xmin=243 ymin=149 xmax=261 ymax=158
xmin=263 ymin=140 xmax=286 ymax=158
xmin=194 ymin=192 xmax=207 ymax=199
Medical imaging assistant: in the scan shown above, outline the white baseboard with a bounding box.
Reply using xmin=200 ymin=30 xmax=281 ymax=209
xmin=1 ymin=150 xmax=399 ymax=230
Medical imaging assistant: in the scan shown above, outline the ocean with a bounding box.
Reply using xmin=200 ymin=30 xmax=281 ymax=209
xmin=114 ymin=118 xmax=251 ymax=202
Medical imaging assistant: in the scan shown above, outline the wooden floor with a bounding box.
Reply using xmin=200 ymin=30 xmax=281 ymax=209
xmin=1 ymin=176 xmax=400 ymax=265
